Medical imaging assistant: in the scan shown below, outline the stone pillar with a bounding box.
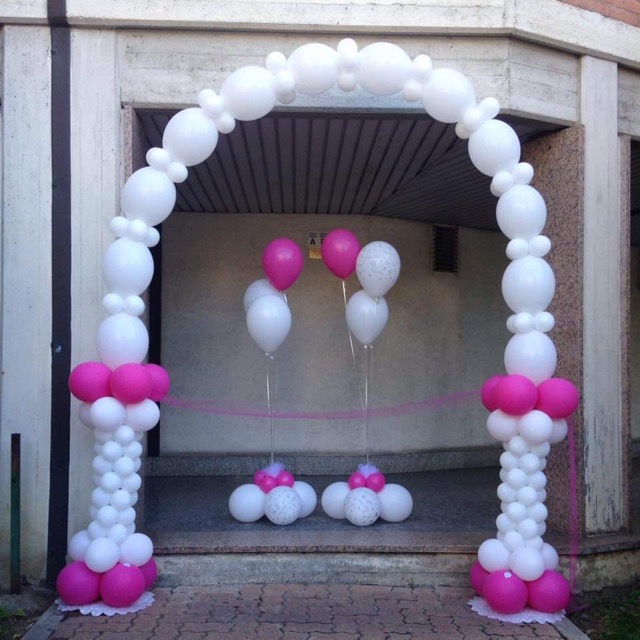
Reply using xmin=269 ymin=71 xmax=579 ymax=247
xmin=524 ymin=56 xmax=631 ymax=538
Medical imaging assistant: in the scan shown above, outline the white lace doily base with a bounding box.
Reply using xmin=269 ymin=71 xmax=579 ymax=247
xmin=56 ymin=591 xmax=154 ymax=616
xmin=468 ymin=596 xmax=565 ymax=624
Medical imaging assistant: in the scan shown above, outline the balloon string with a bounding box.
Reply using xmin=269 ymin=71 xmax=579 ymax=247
xmin=343 ymin=280 xmax=365 ymax=412
xmin=364 ymin=344 xmax=372 ymax=464
xmin=265 ymin=353 xmax=276 ymax=465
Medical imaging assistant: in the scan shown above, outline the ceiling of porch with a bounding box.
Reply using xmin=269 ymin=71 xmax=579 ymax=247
xmin=137 ymin=109 xmax=640 ymax=245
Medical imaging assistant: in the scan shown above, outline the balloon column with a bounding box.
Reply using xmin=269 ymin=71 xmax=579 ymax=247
xmin=321 ymin=237 xmax=413 ymax=525
xmin=231 ymin=239 xmax=318 ymax=525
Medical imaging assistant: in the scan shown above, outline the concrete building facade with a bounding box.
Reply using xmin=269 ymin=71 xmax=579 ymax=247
xmin=0 ymin=0 xmax=638 ymax=589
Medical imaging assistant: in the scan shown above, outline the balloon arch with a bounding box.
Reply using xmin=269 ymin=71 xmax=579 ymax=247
xmin=57 ymin=39 xmax=577 ymax=618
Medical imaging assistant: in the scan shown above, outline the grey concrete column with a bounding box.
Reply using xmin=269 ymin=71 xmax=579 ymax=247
xmin=580 ymin=56 xmax=630 ymax=535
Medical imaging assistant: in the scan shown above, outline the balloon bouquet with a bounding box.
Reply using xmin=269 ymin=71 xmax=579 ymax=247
xmin=229 ymin=238 xmax=318 ymax=525
xmin=319 ymin=230 xmax=414 ymax=527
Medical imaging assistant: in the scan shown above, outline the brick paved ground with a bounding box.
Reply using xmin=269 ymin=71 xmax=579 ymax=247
xmin=48 ymin=584 xmax=577 ymax=639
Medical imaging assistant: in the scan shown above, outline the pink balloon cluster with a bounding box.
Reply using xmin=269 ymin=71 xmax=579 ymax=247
xmin=321 ymin=229 xmax=361 ymax=280
xmin=470 ymin=562 xmax=571 ymax=614
xmin=262 ymin=238 xmax=304 ymax=291
xmin=348 ymin=469 xmax=386 ymax=492
xmin=253 ymin=467 xmax=295 ymax=493
xmin=69 ymin=361 xmax=170 ymax=405
xmin=56 ymin=557 xmax=157 ymax=609
xmin=481 ymin=375 xmax=579 ymax=419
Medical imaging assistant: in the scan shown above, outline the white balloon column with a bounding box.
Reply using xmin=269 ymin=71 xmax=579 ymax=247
xmin=55 ymin=38 xmax=577 ymax=616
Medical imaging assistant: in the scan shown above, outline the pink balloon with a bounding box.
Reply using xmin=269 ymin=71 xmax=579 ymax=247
xmin=481 ymin=375 xmax=503 ymax=412
xmin=276 ymin=470 xmax=295 ymax=487
xmin=145 ymin=364 xmax=171 ymax=402
xmin=69 ymin=361 xmax=112 ymax=403
xmin=469 ymin=561 xmax=490 ymax=596
xmin=527 ymin=570 xmax=571 ymax=613
xmin=100 ymin=563 xmax=146 ymax=608
xmin=483 ymin=570 xmax=528 ymax=614
xmin=258 ymin=475 xmax=278 ymax=494
xmin=262 ymin=238 xmax=304 ymax=291
xmin=56 ymin=561 xmax=102 ymax=606
xmin=321 ymin=229 xmax=361 ymax=279
xmin=253 ymin=469 xmax=270 ymax=485
xmin=348 ymin=471 xmax=366 ymax=490
xmin=365 ymin=472 xmax=386 ymax=493
xmin=495 ymin=374 xmax=538 ymax=416
xmin=139 ymin=557 xmax=158 ymax=590
xmin=110 ymin=364 xmax=153 ymax=404
xmin=536 ymin=378 xmax=579 ymax=419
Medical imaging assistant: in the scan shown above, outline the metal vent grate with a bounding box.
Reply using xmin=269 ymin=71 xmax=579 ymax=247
xmin=433 ymin=225 xmax=459 ymax=273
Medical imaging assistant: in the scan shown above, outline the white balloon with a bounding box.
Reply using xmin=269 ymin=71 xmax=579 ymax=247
xmin=96 ymin=313 xmax=149 ymax=370
xmin=516 ymin=517 xmax=539 ymax=540
xmin=506 ymin=468 xmax=528 ymax=490
xmin=121 ymin=473 xmax=142 ymax=493
xmin=110 ymin=489 xmax=132 ymax=511
xmin=468 ymin=119 xmax=521 ymax=177
xmin=68 ymin=530 xmax=91 ymax=561
xmin=357 ymin=42 xmax=412 ymax=96
xmin=124 ymin=441 xmax=143 ymax=459
xmin=265 ymin=486 xmax=302 ymax=525
xmin=100 ymin=471 xmax=121 ymax=493
xmin=541 ymin=542 xmax=559 ymax=570
xmin=477 ymin=538 xmax=510 ymax=572
xmin=107 ymin=524 xmax=128 ymax=545
xmin=502 ymin=256 xmax=555 ymax=314
xmin=356 ymin=241 xmax=401 ymax=298
xmin=500 ymin=451 xmax=519 ymax=471
xmin=220 ymin=66 xmax=276 ymax=121
xmin=518 ymin=410 xmax=553 ymax=444
xmin=529 ymin=235 xmax=552 ymax=258
xmin=118 ymin=533 xmax=152 ymax=567
xmin=287 ymin=43 xmax=339 ymax=95
xmin=528 ymin=502 xmax=548 ymax=523
xmin=126 ymin=399 xmax=160 ymax=432
xmin=292 ymin=481 xmax=318 ymax=518
xmin=117 ymin=507 xmax=136 ymax=527
xmin=79 ymin=403 xmax=93 ymax=428
xmin=84 ymin=537 xmax=120 ymax=573
xmin=503 ymin=530 xmax=525 ymax=551
xmin=496 ymin=185 xmax=547 ymax=240
xmin=422 ymin=68 xmax=476 ymax=123
xmin=123 ymin=295 xmax=145 ymax=317
xmin=516 ymin=486 xmax=538 ymax=507
xmin=101 ymin=441 xmax=123 ymax=462
xmin=504 ymin=331 xmax=557 ymax=385
xmin=246 ymin=294 xmax=292 ymax=354
xmin=344 ymin=487 xmax=381 ymax=527
xmin=528 ymin=471 xmax=547 ymax=491
xmin=346 ymin=290 xmax=389 ymax=346
xmin=91 ymin=487 xmax=111 ymax=509
xmin=506 ymin=501 xmax=528 ymax=523
xmin=87 ymin=520 xmax=107 ymax=540
xmin=497 ymin=483 xmax=517 ymax=503
xmin=162 ymin=107 xmax=219 ymax=167
xmin=243 ymin=279 xmax=282 ymax=313
xmin=509 ymin=546 xmax=545 ymax=581
xmin=103 ymin=293 xmax=124 ymax=315
xmin=114 ymin=425 xmax=136 ymax=446
xmin=496 ymin=513 xmax=516 ymax=533
xmin=507 ymin=435 xmax=530 ymax=457
xmin=121 ymin=166 xmax=176 ymax=227
xmin=92 ymin=455 xmax=112 ymax=475
xmin=321 ymin=481 xmax=350 ymax=519
xmin=114 ymin=456 xmax=135 ymax=477
xmin=377 ymin=483 xmax=413 ymax=522
xmin=96 ymin=505 xmax=119 ymax=528
xmin=229 ymin=483 xmax=266 ymax=522
xmin=90 ymin=397 xmax=126 ymax=432
xmin=550 ymin=418 xmax=568 ymax=444
xmin=518 ymin=453 xmax=542 ymax=474
xmin=487 ymin=410 xmax=519 ymax=442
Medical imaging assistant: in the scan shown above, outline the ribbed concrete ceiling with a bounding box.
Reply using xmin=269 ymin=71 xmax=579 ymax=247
xmin=138 ymin=110 xmax=639 ymax=244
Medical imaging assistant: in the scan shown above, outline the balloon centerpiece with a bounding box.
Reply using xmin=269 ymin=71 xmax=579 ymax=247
xmin=320 ymin=236 xmax=414 ymax=526
xmin=231 ymin=238 xmax=318 ymax=525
